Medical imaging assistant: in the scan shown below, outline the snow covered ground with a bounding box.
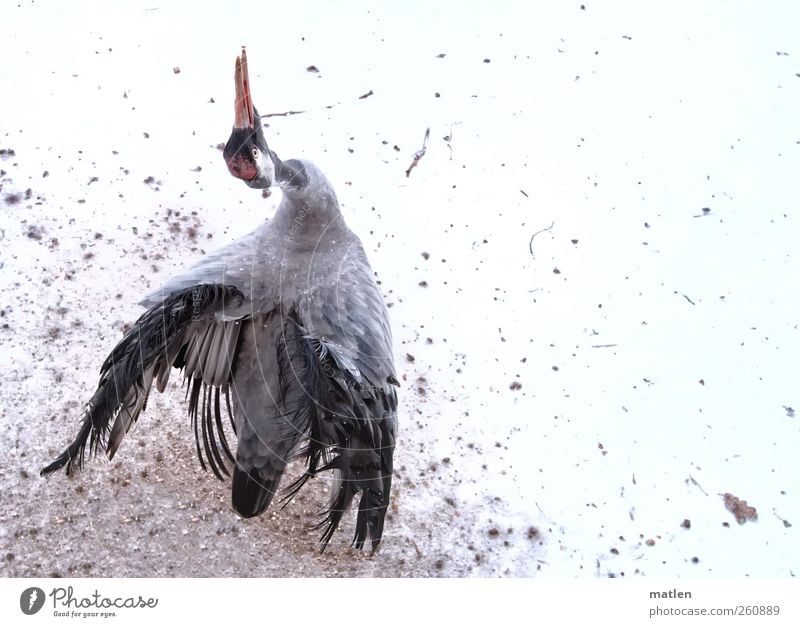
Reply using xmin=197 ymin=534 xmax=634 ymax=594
xmin=1 ymin=0 xmax=798 ymax=578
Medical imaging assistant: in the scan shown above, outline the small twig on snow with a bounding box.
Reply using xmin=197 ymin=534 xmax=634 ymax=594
xmin=688 ymin=474 xmax=708 ymax=496
xmin=405 ymin=127 xmax=430 ymax=178
xmin=260 ymin=109 xmax=306 ymax=118
xmin=773 ymin=508 xmax=792 ymax=528
xmin=260 ymin=87 xmax=374 ymax=119
xmin=444 ymin=128 xmax=453 ymax=161
xmin=528 ymin=221 xmax=555 ymax=258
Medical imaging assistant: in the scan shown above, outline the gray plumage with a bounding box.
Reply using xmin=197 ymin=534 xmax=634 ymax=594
xmin=41 ymin=48 xmax=398 ymax=553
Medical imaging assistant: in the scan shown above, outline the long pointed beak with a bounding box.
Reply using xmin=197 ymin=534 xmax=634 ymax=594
xmin=234 ymin=47 xmax=255 ymax=129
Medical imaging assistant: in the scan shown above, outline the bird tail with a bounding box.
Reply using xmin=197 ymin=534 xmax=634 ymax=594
xmin=231 ymin=466 xmax=281 ymax=518
xmin=315 ymin=421 xmax=395 ymax=553
xmin=40 ymin=284 xmax=242 ymax=477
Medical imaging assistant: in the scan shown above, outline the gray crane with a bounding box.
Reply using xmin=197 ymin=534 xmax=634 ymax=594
xmin=41 ymin=48 xmax=398 ymax=553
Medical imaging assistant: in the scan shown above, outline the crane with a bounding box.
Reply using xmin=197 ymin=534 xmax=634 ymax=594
xmin=41 ymin=48 xmax=398 ymax=553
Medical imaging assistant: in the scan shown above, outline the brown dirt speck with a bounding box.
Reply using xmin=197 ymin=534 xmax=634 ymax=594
xmin=26 ymin=224 xmax=45 ymax=240
xmin=723 ymin=492 xmax=758 ymax=524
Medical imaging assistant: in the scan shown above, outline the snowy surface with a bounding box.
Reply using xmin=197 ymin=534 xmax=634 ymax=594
xmin=1 ymin=0 xmax=798 ymax=578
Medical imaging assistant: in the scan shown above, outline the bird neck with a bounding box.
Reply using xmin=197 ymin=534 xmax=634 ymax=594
xmin=273 ymin=153 xmax=309 ymax=189
xmin=271 ymin=158 xmax=345 ymax=243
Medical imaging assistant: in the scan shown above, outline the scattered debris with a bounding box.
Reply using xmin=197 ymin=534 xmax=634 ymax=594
xmin=444 ymin=129 xmax=453 ymax=160
xmin=688 ymin=474 xmax=708 ymax=496
xmin=261 ymin=109 xmax=305 ymax=118
xmin=528 ymin=221 xmax=554 ymax=258
xmin=405 ymin=128 xmax=430 ymax=178
xmin=773 ymin=509 xmax=791 ymax=528
xmin=262 ymin=87 xmax=375 ymax=118
xmin=26 ymin=224 xmax=45 ymax=240
xmin=723 ymin=492 xmax=758 ymax=525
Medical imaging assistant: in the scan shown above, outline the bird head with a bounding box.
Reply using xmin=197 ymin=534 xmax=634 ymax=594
xmin=223 ymin=48 xmax=275 ymax=189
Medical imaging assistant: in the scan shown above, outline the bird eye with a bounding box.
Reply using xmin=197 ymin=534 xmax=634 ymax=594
xmin=251 ymin=147 xmax=260 ymax=159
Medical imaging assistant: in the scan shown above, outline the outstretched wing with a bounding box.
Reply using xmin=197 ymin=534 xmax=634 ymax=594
xmin=40 ymin=284 xmax=245 ymax=478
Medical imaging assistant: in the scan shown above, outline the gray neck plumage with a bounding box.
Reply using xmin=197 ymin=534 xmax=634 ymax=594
xmin=270 ymin=156 xmax=345 ymax=242
xmin=272 ymin=153 xmax=309 ymax=189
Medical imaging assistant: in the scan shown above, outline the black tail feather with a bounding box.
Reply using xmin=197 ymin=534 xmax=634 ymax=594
xmin=313 ymin=434 xmax=393 ymax=553
xmin=272 ymin=310 xmax=397 ymax=552
xmin=232 ymin=466 xmax=280 ymax=518
xmin=354 ymin=483 xmax=387 ymax=552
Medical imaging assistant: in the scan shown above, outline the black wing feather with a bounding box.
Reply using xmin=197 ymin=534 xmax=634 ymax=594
xmin=40 ymin=284 xmax=243 ymax=477
xmin=275 ymin=309 xmax=396 ymax=552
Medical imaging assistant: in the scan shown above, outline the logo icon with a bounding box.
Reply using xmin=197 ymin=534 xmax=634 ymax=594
xmin=20 ymin=587 xmax=46 ymax=615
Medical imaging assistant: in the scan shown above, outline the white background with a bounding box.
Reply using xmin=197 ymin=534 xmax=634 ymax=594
xmin=0 ymin=0 xmax=798 ymax=578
